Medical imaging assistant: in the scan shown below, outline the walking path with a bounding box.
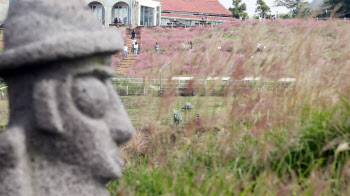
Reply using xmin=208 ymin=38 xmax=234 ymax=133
xmin=116 ymin=27 xmax=142 ymax=75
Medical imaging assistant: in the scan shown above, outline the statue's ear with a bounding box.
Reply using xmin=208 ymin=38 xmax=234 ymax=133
xmin=33 ymin=79 xmax=64 ymax=134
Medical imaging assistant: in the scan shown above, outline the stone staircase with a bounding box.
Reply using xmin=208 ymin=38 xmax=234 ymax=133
xmin=116 ymin=27 xmax=142 ymax=75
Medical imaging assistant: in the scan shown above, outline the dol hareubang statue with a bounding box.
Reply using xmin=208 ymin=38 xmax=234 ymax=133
xmin=0 ymin=0 xmax=135 ymax=195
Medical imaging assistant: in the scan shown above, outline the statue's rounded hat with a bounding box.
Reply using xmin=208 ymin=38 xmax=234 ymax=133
xmin=0 ymin=0 xmax=123 ymax=72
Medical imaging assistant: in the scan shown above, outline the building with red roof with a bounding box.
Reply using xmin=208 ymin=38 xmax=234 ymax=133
xmin=160 ymin=0 xmax=234 ymax=26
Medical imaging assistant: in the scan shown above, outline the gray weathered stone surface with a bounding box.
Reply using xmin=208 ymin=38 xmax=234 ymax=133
xmin=0 ymin=0 xmax=123 ymax=71
xmin=0 ymin=0 xmax=134 ymax=195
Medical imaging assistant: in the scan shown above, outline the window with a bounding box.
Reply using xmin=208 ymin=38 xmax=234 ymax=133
xmin=89 ymin=3 xmax=105 ymax=22
xmin=140 ymin=6 xmax=154 ymax=26
xmin=113 ymin=4 xmax=129 ymax=24
xmin=161 ymin=18 xmax=170 ymax=26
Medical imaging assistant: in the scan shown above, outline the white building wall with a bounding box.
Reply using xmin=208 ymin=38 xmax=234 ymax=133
xmin=0 ymin=0 xmax=9 ymax=24
xmin=135 ymin=0 xmax=161 ymax=26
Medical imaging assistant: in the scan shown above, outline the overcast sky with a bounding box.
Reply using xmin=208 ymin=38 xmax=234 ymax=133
xmin=218 ymin=0 xmax=313 ymax=17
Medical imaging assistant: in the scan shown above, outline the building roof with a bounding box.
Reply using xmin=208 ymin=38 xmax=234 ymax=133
xmin=161 ymin=0 xmax=232 ymax=16
xmin=162 ymin=13 xmax=235 ymax=21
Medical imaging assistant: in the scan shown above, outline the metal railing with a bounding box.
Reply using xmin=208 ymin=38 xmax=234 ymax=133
xmin=111 ymin=77 xmax=296 ymax=96
xmin=110 ymin=77 xmax=296 ymax=85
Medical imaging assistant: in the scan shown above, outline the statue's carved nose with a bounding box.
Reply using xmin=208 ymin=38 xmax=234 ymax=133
xmin=104 ymin=95 xmax=135 ymax=145
xmin=108 ymin=113 xmax=135 ymax=145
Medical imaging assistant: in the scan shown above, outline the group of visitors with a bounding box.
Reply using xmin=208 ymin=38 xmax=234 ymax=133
xmin=123 ymin=29 xmax=138 ymax=57
xmin=114 ymin=17 xmax=122 ymax=24
xmin=152 ymin=41 xmax=194 ymax=53
xmin=132 ymin=38 xmax=138 ymax=55
xmin=181 ymin=41 xmax=193 ymax=52
xmin=123 ymin=40 xmax=138 ymax=57
xmin=124 ymin=29 xmax=195 ymax=57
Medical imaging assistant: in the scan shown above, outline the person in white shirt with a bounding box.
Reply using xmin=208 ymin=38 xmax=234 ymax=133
xmin=132 ymin=38 xmax=136 ymax=53
xmin=134 ymin=42 xmax=138 ymax=55
xmin=123 ymin=44 xmax=128 ymax=57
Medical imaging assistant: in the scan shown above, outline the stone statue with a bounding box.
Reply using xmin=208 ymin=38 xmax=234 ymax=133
xmin=0 ymin=0 xmax=134 ymax=195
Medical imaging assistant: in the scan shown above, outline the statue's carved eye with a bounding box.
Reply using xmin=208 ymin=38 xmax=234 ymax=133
xmin=72 ymin=76 xmax=109 ymax=118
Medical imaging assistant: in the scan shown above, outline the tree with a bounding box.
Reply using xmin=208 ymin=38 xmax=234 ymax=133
xmin=274 ymin=0 xmax=310 ymax=18
xmin=0 ymin=78 xmax=6 ymax=86
xmin=256 ymin=0 xmax=271 ymax=17
xmin=274 ymin=0 xmax=308 ymax=10
xmin=279 ymin=13 xmax=293 ymax=19
xmin=229 ymin=0 xmax=249 ymax=19
xmin=292 ymin=2 xmax=311 ymax=18
xmin=322 ymin=0 xmax=350 ymax=18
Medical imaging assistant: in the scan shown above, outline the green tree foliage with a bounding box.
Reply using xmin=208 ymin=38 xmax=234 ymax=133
xmin=0 ymin=78 xmax=6 ymax=86
xmin=274 ymin=0 xmax=310 ymax=18
xmin=293 ymin=2 xmax=311 ymax=18
xmin=323 ymin=0 xmax=350 ymax=18
xmin=256 ymin=0 xmax=271 ymax=17
xmin=279 ymin=13 xmax=293 ymax=19
xmin=274 ymin=0 xmax=307 ymax=9
xmin=229 ymin=0 xmax=249 ymax=19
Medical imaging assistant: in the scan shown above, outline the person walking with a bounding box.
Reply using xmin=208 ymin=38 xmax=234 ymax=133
xmin=131 ymin=29 xmax=136 ymax=39
xmin=134 ymin=42 xmax=138 ymax=55
xmin=123 ymin=44 xmax=128 ymax=57
xmin=132 ymin=38 xmax=136 ymax=53
xmin=182 ymin=42 xmax=187 ymax=51
xmin=155 ymin=42 xmax=159 ymax=52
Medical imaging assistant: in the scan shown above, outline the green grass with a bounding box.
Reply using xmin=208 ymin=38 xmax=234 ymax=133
xmin=107 ymin=95 xmax=350 ymax=195
xmin=0 ymin=100 xmax=8 ymax=130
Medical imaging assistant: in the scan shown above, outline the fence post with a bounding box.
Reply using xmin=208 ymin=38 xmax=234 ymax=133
xmin=126 ymin=86 xmax=128 ymax=96
xmin=0 ymin=87 xmax=7 ymax=100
